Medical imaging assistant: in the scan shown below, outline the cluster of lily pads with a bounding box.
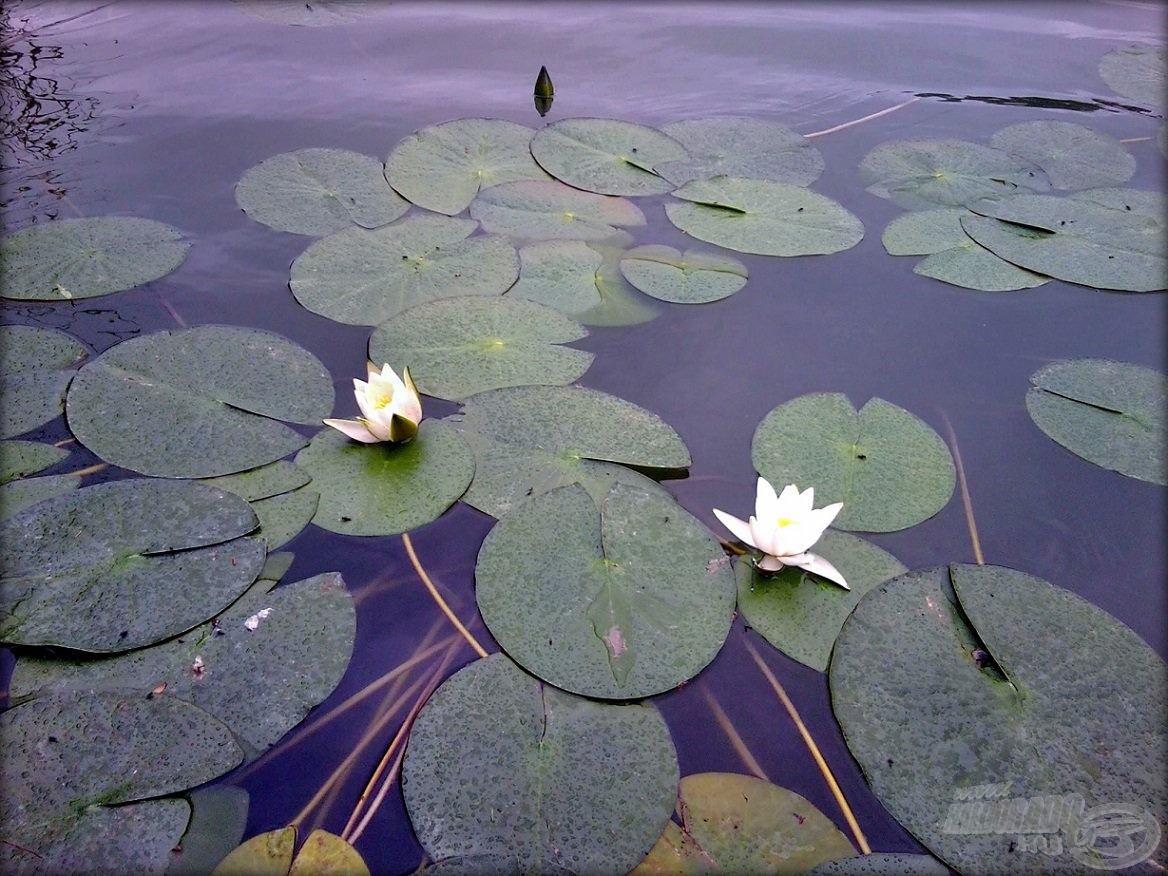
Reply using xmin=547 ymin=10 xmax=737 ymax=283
xmin=1 ymin=40 xmax=1166 ymax=876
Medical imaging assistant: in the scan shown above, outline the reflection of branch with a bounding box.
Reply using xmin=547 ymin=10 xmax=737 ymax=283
xmin=743 ymin=638 xmax=871 ymax=855
xmin=805 ymin=97 xmax=920 ymax=139
xmin=403 ymin=531 xmax=490 ymax=658
xmin=942 ymin=413 xmax=984 ymax=565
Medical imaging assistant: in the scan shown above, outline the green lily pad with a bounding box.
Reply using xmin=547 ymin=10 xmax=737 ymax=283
xmin=962 ymin=194 xmax=1167 ymax=292
xmin=989 ymin=121 xmax=1135 ymax=191
xmin=751 ymin=393 xmax=955 ymax=533
xmin=665 ymin=177 xmax=863 ymax=256
xmin=859 ymin=139 xmax=1049 ymax=210
xmin=476 ymin=481 xmax=735 ymax=700
xmin=402 ymin=653 xmax=679 ymax=873
xmin=0 ymin=439 xmax=69 ymax=482
xmin=1099 ymin=44 xmax=1166 ymax=109
xmin=656 ymin=116 xmax=825 ymax=186
xmin=289 ymin=213 xmax=519 ymax=325
xmin=65 ymin=325 xmax=333 ymax=478
xmin=235 ymin=147 xmax=410 ymax=235
xmin=369 ymin=295 xmax=594 ymax=402
xmin=0 ymin=216 xmax=190 ymax=301
xmin=169 ymin=786 xmax=250 ymax=876
xmin=197 ymin=460 xmax=311 ymax=502
xmin=631 ymin=773 xmax=856 ymax=874
xmin=0 ymin=478 xmax=265 ymax=652
xmin=736 ymin=529 xmax=907 ymax=672
xmin=296 ymin=418 xmax=473 ymax=536
xmin=0 ymin=324 xmax=89 ymax=438
xmin=469 ymin=179 xmax=646 ymax=242
xmin=11 ymin=571 xmax=355 ymax=757
xmin=806 ymin=853 xmax=951 ymax=875
xmin=619 ymin=244 xmax=749 ymax=303
xmin=1069 ymin=186 xmax=1166 ymax=217
xmin=530 ymin=117 xmax=686 ymax=196
xmin=0 ymin=473 xmax=81 ymax=521
xmin=1026 ymin=358 xmax=1167 ymax=485
xmin=198 ymin=460 xmax=317 ymax=549
xmin=385 ymin=118 xmax=550 ymax=216
xmin=507 ymin=238 xmax=660 ymax=326
xmin=829 ymin=563 xmax=1168 ymax=875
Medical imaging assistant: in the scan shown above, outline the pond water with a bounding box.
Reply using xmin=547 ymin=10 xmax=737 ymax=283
xmin=1 ymin=1 xmax=1165 ymax=874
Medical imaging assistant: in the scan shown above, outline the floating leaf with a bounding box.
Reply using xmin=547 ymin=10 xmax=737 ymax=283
xmin=656 ymin=116 xmax=825 ymax=186
xmin=0 ymin=478 xmax=265 ymax=652
xmin=619 ymin=244 xmax=748 ymax=303
xmin=289 ymin=831 xmax=370 ymax=876
xmin=751 ymin=393 xmax=955 ymax=533
xmin=211 ymin=826 xmax=295 ymax=876
xmin=632 ymin=773 xmax=856 ymax=874
xmin=296 ymin=419 xmax=473 ymax=536
xmin=476 ymin=482 xmax=736 ymax=699
xmin=735 ymin=530 xmax=907 ymax=672
xmin=198 ymin=460 xmax=312 ymax=502
xmin=289 ymin=213 xmax=519 ymax=325
xmin=1070 ymin=186 xmax=1165 ymax=217
xmin=665 ymin=177 xmax=863 ymax=256
xmin=530 ymin=117 xmax=686 ymax=196
xmin=859 ymin=139 xmax=1048 ymax=210
xmin=169 ymin=786 xmax=250 ymax=876
xmin=0 ymin=216 xmax=190 ymax=300
xmin=469 ymin=179 xmax=646 ymax=241
xmin=65 ymin=325 xmax=333 ymax=478
xmin=369 ymin=295 xmax=593 ymax=401
xmin=199 ymin=461 xmax=319 ymax=549
xmin=830 ymin=563 xmax=1168 ymax=875
xmin=989 ymin=121 xmax=1135 ymax=191
xmin=1026 ymin=358 xmax=1166 ymax=485
xmin=0 ymin=439 xmax=69 ymax=482
xmin=1099 ymin=44 xmax=1166 ymax=109
xmin=385 ymin=118 xmax=550 ymax=215
xmin=402 ymin=653 xmax=679 ymax=874
xmin=806 ymin=853 xmax=952 ymax=875
xmin=235 ymin=147 xmax=409 ymax=235
xmin=0 ymin=473 xmax=81 ymax=521
xmin=0 ymin=324 xmax=88 ymax=438
xmin=962 ymin=194 xmax=1167 ymax=292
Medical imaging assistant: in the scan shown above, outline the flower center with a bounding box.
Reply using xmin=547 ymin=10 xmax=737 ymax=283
xmin=776 ymin=516 xmax=794 ymax=528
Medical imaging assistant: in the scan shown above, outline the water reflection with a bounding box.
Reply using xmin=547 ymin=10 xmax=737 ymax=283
xmin=916 ymin=91 xmax=1154 ymax=114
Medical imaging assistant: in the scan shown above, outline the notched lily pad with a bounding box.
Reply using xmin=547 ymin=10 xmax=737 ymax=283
xmin=989 ymin=121 xmax=1135 ymax=191
xmin=656 ymin=116 xmax=825 ymax=186
xmin=0 ymin=324 xmax=89 ymax=438
xmin=530 ymin=117 xmax=686 ymax=196
xmin=469 ymin=179 xmax=646 ymax=241
xmin=619 ymin=245 xmax=748 ymax=303
xmin=1099 ymin=44 xmax=1166 ymax=109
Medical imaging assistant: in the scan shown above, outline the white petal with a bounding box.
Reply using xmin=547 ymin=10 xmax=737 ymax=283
xmin=794 ymin=552 xmax=850 ymax=590
xmin=757 ymin=554 xmax=784 ymax=572
xmin=754 ymin=477 xmax=780 ymax=519
xmin=713 ymin=508 xmax=756 ymax=548
xmin=322 ymin=417 xmax=381 ymax=443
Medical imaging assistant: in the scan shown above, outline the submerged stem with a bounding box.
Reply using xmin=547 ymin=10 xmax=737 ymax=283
xmin=701 ymin=685 xmax=769 ymax=781
xmin=942 ymin=413 xmax=984 ymax=565
xmin=402 ymin=531 xmax=490 ymax=658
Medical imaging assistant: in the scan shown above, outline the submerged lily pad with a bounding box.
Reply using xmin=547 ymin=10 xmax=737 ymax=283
xmin=476 ymin=481 xmax=736 ymax=699
xmin=385 ymin=118 xmax=550 ymax=215
xmin=296 ymin=419 xmax=473 ymax=536
xmin=830 ymin=563 xmax=1167 ymax=875
xmin=0 ymin=216 xmax=190 ymax=300
xmin=751 ymin=393 xmax=955 ymax=533
xmin=0 ymin=478 xmax=265 ymax=652
xmin=619 ymin=245 xmax=748 ymax=303
xmin=735 ymin=530 xmax=907 ymax=672
xmin=1099 ymin=44 xmax=1166 ymax=109
xmin=656 ymin=116 xmax=825 ymax=186
xmin=665 ymin=177 xmax=863 ymax=256
xmin=632 ymin=773 xmax=856 ymax=874
xmin=65 ymin=326 xmax=333 ymax=478
xmin=530 ymin=118 xmax=686 ymax=196
xmin=289 ymin=213 xmax=519 ymax=325
xmin=989 ymin=121 xmax=1135 ymax=191
xmin=235 ymin=147 xmax=410 ymax=235
xmin=369 ymin=295 xmax=593 ymax=401
xmin=402 ymin=653 xmax=679 ymax=874
xmin=1026 ymin=358 xmax=1167 ymax=485
xmin=469 ymin=179 xmax=646 ymax=241
xmin=0 ymin=324 xmax=89 ymax=438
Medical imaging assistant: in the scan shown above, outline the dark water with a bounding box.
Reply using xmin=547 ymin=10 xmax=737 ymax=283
xmin=2 ymin=2 xmax=1165 ymax=873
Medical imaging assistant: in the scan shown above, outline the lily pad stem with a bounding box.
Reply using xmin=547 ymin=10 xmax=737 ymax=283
xmin=403 ymin=531 xmax=490 ymax=658
xmin=943 ymin=414 xmax=984 ymax=565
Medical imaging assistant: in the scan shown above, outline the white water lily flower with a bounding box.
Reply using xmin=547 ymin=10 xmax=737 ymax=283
xmin=323 ymin=362 xmax=422 ymax=444
xmin=713 ymin=477 xmax=850 ymax=589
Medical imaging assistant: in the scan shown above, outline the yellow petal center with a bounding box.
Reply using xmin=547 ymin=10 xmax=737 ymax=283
xmin=776 ymin=516 xmax=794 ymax=528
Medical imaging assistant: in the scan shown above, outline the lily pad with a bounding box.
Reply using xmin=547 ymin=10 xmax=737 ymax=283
xmin=989 ymin=121 xmax=1135 ymax=191
xmin=11 ymin=571 xmax=355 ymax=757
xmin=385 ymin=118 xmax=550 ymax=216
xmin=289 ymin=213 xmax=519 ymax=325
xmin=665 ymin=177 xmax=863 ymax=256
xmin=0 ymin=216 xmax=190 ymax=300
xmin=530 ymin=117 xmax=686 ymax=196
xmin=211 ymin=826 xmax=295 ymax=876
xmin=0 ymin=473 xmax=81 ymax=521
xmin=751 ymin=393 xmax=955 ymax=533
xmin=1099 ymin=44 xmax=1166 ymax=109
xmin=656 ymin=116 xmax=825 ymax=186
xmin=65 ymin=326 xmax=333 ymax=478
xmin=198 ymin=461 xmax=319 ymax=548
xmin=369 ymin=295 xmax=594 ymax=401
xmin=235 ymin=147 xmax=410 ymax=235
xmin=631 ymin=773 xmax=856 ymax=874
xmin=469 ymin=179 xmax=646 ymax=242
xmin=402 ymin=653 xmax=679 ymax=874
xmin=295 ymin=419 xmax=473 ymax=536
xmin=0 ymin=439 xmax=69 ymax=482
xmin=735 ymin=529 xmax=907 ymax=672
xmin=619 ymin=244 xmax=749 ymax=303
xmin=962 ymin=194 xmax=1167 ymax=292
xmin=0 ymin=478 xmax=265 ymax=652
xmin=0 ymin=324 xmax=89 ymax=438
xmin=806 ymin=853 xmax=951 ymax=875
xmin=476 ymin=481 xmax=736 ymax=700
xmin=829 ymin=563 xmax=1168 ymax=875
xmin=169 ymin=786 xmax=250 ymax=876
xmin=289 ymin=830 xmax=370 ymax=876
xmin=1026 ymin=358 xmax=1167 ymax=485
xmin=859 ymin=139 xmax=1048 ymax=210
